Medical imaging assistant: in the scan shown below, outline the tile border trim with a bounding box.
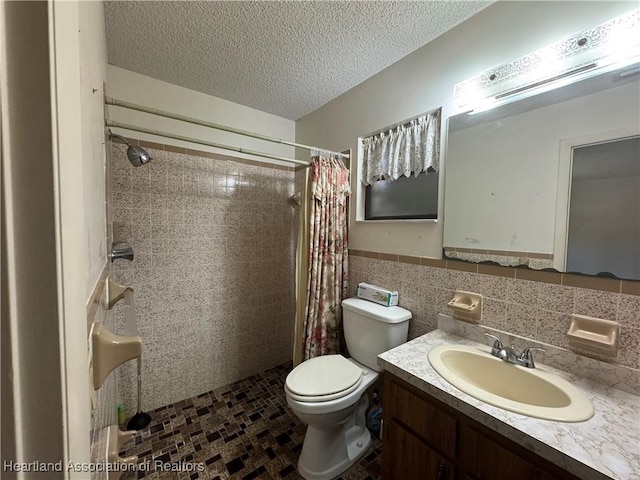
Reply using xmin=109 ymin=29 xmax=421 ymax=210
xmin=444 ymin=246 xmax=553 ymax=260
xmin=110 ymin=137 xmax=296 ymax=172
xmin=350 ymin=249 xmax=639 ymax=295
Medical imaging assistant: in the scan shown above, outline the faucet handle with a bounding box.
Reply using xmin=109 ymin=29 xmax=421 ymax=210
xmin=483 ymin=332 xmax=503 ymax=354
xmin=519 ymin=347 xmax=546 ymax=368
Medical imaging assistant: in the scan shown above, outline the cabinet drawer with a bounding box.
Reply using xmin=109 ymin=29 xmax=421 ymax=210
xmin=384 ymin=376 xmax=457 ymax=458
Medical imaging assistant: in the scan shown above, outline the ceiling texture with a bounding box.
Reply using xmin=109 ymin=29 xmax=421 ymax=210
xmin=104 ymin=1 xmax=492 ymax=120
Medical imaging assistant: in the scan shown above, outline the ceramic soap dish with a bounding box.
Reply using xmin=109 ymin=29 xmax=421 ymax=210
xmin=567 ymin=314 xmax=620 ymax=357
xmin=447 ymin=290 xmax=483 ymax=322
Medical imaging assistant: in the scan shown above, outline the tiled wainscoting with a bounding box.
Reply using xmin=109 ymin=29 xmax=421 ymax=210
xmin=349 ymin=251 xmax=640 ymax=370
xmin=110 ymin=140 xmax=297 ymax=411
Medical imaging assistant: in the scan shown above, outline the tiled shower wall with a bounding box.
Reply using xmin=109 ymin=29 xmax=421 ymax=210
xmin=110 ymin=142 xmax=296 ymax=411
xmin=349 ymin=254 xmax=640 ymax=370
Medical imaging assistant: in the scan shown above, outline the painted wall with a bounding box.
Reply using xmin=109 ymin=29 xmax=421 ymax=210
xmin=295 ymin=1 xmax=637 ymax=258
xmin=106 ymin=66 xmax=296 ymax=166
xmin=80 ymin=1 xmax=109 ymax=292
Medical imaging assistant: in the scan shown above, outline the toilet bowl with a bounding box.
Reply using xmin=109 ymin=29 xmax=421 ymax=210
xmin=285 ymin=297 xmax=411 ymax=480
xmin=285 ymin=356 xmax=378 ymax=480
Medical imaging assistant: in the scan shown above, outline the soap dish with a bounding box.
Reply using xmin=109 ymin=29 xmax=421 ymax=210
xmin=567 ymin=314 xmax=620 ymax=357
xmin=447 ymin=290 xmax=483 ymax=322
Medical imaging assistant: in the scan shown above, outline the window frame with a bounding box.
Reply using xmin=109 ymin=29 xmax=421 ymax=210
xmin=356 ymin=108 xmax=441 ymax=223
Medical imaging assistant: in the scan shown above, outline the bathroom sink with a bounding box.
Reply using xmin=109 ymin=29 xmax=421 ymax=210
xmin=428 ymin=345 xmax=594 ymax=422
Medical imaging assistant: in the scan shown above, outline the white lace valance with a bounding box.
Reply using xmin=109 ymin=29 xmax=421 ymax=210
xmin=361 ymin=109 xmax=440 ymax=185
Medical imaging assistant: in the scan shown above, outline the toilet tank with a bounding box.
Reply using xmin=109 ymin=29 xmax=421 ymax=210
xmin=342 ymin=298 xmax=411 ymax=372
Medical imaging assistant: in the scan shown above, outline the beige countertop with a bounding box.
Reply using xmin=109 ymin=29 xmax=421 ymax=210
xmin=377 ymin=317 xmax=640 ymax=480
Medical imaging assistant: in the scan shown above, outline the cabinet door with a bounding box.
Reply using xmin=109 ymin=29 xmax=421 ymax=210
xmin=384 ymin=376 xmax=457 ymax=457
xmin=383 ymin=419 xmax=454 ymax=480
xmin=460 ymin=425 xmax=561 ymax=480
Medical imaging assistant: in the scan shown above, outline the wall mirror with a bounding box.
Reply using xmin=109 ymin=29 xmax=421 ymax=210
xmin=443 ymin=61 xmax=640 ymax=280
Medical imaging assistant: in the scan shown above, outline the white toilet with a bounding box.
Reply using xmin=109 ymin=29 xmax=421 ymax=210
xmin=285 ymin=297 xmax=411 ymax=480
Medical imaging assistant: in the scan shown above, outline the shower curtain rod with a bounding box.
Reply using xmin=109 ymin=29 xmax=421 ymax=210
xmin=106 ymin=120 xmax=311 ymax=166
xmin=105 ymin=97 xmax=349 ymax=160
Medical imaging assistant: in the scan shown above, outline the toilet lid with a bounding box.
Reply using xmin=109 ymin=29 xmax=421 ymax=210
xmin=286 ymin=355 xmax=363 ymax=401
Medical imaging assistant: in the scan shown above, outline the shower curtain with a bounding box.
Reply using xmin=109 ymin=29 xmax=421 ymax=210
xmin=299 ymin=153 xmax=351 ymax=361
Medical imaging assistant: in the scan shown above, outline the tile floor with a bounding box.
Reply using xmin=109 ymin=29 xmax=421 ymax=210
xmin=120 ymin=362 xmax=382 ymax=480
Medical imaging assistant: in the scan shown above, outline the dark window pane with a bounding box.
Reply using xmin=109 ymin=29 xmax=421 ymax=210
xmin=365 ymin=171 xmax=438 ymax=220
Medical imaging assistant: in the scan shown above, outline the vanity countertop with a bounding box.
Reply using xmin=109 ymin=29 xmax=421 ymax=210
xmin=378 ymin=329 xmax=640 ymax=480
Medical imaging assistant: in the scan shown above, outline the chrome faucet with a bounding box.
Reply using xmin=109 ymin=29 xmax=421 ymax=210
xmin=483 ymin=333 xmax=546 ymax=368
xmin=109 ymin=242 xmax=134 ymax=262
xmin=517 ymin=347 xmax=547 ymax=369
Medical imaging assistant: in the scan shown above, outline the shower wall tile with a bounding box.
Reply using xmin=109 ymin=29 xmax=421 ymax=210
xmin=110 ymin=143 xmax=296 ymax=411
xmin=573 ymin=288 xmax=618 ymax=321
xmin=538 ymin=283 xmax=575 ymax=313
xmin=350 ymin=253 xmax=640 ymax=371
xmin=617 ymin=294 xmax=640 ymax=326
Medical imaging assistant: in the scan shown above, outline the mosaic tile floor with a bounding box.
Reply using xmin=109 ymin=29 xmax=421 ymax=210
xmin=120 ymin=363 xmax=382 ymax=480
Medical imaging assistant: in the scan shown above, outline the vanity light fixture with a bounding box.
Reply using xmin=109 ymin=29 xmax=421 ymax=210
xmin=494 ymin=63 xmax=597 ymax=100
xmin=468 ymin=62 xmax=599 ymax=115
xmin=618 ymin=64 xmax=640 ymax=78
xmin=456 ymin=8 xmax=640 ymax=113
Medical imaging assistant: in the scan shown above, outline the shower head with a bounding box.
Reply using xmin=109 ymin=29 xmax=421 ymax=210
xmin=126 ymin=145 xmax=152 ymax=167
xmin=109 ymin=132 xmax=152 ymax=167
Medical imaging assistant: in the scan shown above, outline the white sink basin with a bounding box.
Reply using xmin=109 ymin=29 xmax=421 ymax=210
xmin=428 ymin=345 xmax=594 ymax=422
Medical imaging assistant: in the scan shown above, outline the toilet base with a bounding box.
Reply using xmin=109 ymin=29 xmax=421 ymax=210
xmin=298 ymin=424 xmax=371 ymax=480
xmin=296 ymin=396 xmax=372 ymax=480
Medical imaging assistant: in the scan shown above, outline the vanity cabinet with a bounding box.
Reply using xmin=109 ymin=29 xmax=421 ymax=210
xmin=384 ymin=420 xmax=455 ymax=480
xmin=383 ymin=373 xmax=581 ymax=480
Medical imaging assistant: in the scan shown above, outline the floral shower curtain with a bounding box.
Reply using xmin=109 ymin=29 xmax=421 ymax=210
xmin=302 ymin=153 xmax=351 ymax=360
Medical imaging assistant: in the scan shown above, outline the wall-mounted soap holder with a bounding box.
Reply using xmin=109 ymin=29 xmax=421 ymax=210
xmin=107 ymin=277 xmax=133 ymax=310
xmin=107 ymin=425 xmax=138 ymax=480
xmin=92 ymin=322 xmax=142 ymax=390
xmin=567 ymin=314 xmax=620 ymax=357
xmin=447 ymin=290 xmax=483 ymax=322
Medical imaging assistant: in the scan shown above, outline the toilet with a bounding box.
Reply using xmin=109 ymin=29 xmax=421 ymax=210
xmin=285 ymin=297 xmax=411 ymax=480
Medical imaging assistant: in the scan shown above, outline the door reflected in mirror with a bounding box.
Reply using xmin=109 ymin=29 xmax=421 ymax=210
xmin=566 ymin=136 xmax=639 ymax=280
xmin=443 ymin=62 xmax=640 ymax=280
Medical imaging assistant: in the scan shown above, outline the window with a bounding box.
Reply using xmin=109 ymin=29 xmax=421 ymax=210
xmin=365 ymin=168 xmax=438 ymax=220
xmin=360 ymin=109 xmax=440 ymax=221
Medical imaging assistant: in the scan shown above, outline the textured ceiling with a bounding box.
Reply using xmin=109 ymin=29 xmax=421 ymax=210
xmin=105 ymin=1 xmax=492 ymax=120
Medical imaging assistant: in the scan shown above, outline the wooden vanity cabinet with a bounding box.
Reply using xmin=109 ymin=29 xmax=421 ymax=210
xmin=382 ymin=373 xmax=581 ymax=480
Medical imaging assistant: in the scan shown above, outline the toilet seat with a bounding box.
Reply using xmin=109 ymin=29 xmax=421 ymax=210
xmin=285 ymin=355 xmax=363 ymax=402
